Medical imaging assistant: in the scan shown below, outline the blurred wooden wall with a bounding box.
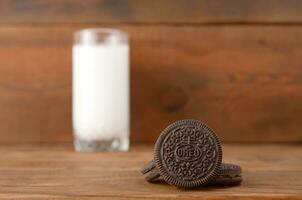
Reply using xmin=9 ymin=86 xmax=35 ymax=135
xmin=0 ymin=0 xmax=302 ymax=143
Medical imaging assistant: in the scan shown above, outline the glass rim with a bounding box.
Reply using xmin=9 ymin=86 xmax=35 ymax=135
xmin=74 ymin=28 xmax=128 ymax=38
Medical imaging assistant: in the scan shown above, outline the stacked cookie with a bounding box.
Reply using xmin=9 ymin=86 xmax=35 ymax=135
xmin=141 ymin=119 xmax=242 ymax=188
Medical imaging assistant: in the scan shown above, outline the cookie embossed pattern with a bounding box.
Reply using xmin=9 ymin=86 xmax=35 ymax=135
xmin=141 ymin=119 xmax=242 ymax=188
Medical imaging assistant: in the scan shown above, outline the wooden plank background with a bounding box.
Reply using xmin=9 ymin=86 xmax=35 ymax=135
xmin=0 ymin=1 xmax=302 ymax=143
xmin=1 ymin=0 xmax=302 ymax=24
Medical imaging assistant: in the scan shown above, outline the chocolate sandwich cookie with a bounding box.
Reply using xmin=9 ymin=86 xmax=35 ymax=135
xmin=211 ymin=163 xmax=242 ymax=185
xmin=152 ymin=119 xmax=222 ymax=188
xmin=141 ymin=160 xmax=156 ymax=175
xmin=141 ymin=160 xmax=158 ymax=182
xmin=145 ymin=166 xmax=161 ymax=182
xmin=141 ymin=162 xmax=242 ymax=185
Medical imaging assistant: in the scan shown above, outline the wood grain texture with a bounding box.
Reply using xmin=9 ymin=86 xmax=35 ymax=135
xmin=1 ymin=25 xmax=302 ymax=143
xmin=1 ymin=0 xmax=302 ymax=24
xmin=0 ymin=144 xmax=301 ymax=199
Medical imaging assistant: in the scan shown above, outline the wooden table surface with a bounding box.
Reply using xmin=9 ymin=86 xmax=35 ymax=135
xmin=0 ymin=144 xmax=301 ymax=199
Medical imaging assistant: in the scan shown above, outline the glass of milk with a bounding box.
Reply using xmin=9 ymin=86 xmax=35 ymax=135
xmin=72 ymin=28 xmax=130 ymax=152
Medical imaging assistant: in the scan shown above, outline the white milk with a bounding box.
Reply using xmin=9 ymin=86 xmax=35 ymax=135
xmin=72 ymin=43 xmax=129 ymax=150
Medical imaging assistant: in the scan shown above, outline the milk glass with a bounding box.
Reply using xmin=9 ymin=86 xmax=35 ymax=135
xmin=72 ymin=28 xmax=130 ymax=152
